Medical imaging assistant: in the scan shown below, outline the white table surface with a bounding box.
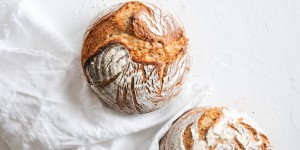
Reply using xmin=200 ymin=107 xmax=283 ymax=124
xmin=1 ymin=0 xmax=300 ymax=149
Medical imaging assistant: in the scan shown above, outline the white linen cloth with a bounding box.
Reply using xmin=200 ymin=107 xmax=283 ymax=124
xmin=0 ymin=1 xmax=209 ymax=149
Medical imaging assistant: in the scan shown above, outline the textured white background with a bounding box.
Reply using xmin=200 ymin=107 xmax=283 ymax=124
xmin=1 ymin=0 xmax=300 ymax=149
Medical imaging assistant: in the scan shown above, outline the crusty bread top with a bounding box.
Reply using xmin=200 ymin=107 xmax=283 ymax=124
xmin=160 ymin=107 xmax=272 ymax=150
xmin=81 ymin=1 xmax=188 ymax=67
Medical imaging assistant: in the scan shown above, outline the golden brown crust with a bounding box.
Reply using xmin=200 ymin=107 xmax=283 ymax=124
xmin=160 ymin=107 xmax=272 ymax=150
xmin=259 ymin=134 xmax=271 ymax=150
xmin=82 ymin=1 xmax=190 ymax=114
xmin=182 ymin=123 xmax=194 ymax=150
xmin=81 ymin=1 xmax=188 ymax=67
xmin=197 ymin=107 xmax=223 ymax=140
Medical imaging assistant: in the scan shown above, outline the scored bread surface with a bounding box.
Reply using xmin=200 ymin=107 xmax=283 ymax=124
xmin=82 ymin=1 xmax=189 ymax=113
xmin=160 ymin=107 xmax=272 ymax=150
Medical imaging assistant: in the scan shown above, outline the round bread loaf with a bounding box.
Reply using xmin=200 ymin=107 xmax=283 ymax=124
xmin=160 ymin=107 xmax=272 ymax=150
xmin=81 ymin=1 xmax=189 ymax=114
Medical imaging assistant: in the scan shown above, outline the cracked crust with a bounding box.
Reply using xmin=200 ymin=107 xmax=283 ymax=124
xmin=160 ymin=107 xmax=272 ymax=150
xmin=82 ymin=1 xmax=187 ymax=66
xmin=82 ymin=1 xmax=189 ymax=114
